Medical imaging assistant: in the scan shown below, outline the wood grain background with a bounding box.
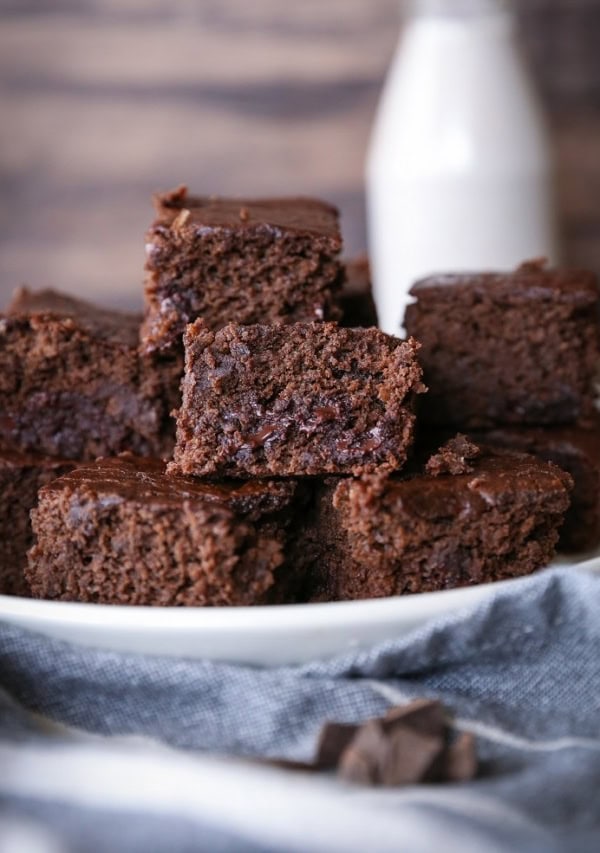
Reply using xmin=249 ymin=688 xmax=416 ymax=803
xmin=1 ymin=0 xmax=599 ymax=310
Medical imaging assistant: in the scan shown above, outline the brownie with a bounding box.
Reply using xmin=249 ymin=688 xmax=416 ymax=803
xmin=300 ymin=447 xmax=572 ymax=602
xmin=26 ymin=455 xmax=307 ymax=606
xmin=141 ymin=186 xmax=344 ymax=354
xmin=1 ymin=288 xmax=172 ymax=460
xmin=169 ymin=321 xmax=425 ymax=478
xmin=0 ymin=445 xmax=73 ymax=596
xmin=404 ymin=260 xmax=600 ymax=427
xmin=340 ymin=256 xmax=378 ymax=328
xmin=469 ymin=421 xmax=600 ymax=552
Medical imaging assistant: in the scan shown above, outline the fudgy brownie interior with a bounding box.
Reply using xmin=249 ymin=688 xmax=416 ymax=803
xmin=169 ymin=321 xmax=425 ymax=478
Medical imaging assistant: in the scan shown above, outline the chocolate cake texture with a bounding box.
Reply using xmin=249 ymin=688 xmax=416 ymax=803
xmin=2 ymin=288 xmax=172 ymax=460
xmin=404 ymin=260 xmax=600 ymax=428
xmin=0 ymin=444 xmax=73 ymax=596
xmin=169 ymin=321 xmax=425 ymax=478
xmin=141 ymin=186 xmax=344 ymax=354
xmin=470 ymin=421 xmax=600 ymax=552
xmin=26 ymin=455 xmax=306 ymax=606
xmin=300 ymin=447 xmax=572 ymax=602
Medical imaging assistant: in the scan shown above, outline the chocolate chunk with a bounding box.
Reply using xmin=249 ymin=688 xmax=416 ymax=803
xmin=338 ymin=720 xmax=388 ymax=785
xmin=264 ymin=701 xmax=479 ymax=788
xmin=315 ymin=721 xmax=359 ymax=768
xmin=425 ymin=435 xmax=482 ymax=477
xmin=442 ymin=732 xmax=478 ymax=783
xmin=380 ymin=727 xmax=445 ymax=787
xmin=383 ymin=698 xmax=447 ymax=736
xmin=337 ymin=700 xmax=474 ymax=787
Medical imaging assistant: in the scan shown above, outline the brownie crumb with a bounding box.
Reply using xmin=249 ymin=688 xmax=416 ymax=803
xmin=426 ymin=434 xmax=482 ymax=477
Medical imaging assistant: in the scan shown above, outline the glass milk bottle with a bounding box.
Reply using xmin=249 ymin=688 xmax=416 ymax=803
xmin=366 ymin=0 xmax=559 ymax=335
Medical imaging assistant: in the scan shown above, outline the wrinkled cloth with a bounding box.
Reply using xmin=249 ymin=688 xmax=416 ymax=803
xmin=1 ymin=567 xmax=599 ymax=853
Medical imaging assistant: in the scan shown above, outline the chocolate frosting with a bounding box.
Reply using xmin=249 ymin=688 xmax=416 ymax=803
xmin=42 ymin=454 xmax=297 ymax=516
xmin=152 ymin=185 xmax=342 ymax=243
xmin=349 ymin=449 xmax=572 ymax=522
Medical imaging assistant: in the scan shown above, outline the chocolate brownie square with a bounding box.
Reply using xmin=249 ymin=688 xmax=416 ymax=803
xmin=1 ymin=288 xmax=172 ymax=460
xmin=0 ymin=445 xmax=73 ymax=596
xmin=27 ymin=455 xmax=307 ymax=606
xmin=141 ymin=186 xmax=344 ymax=354
xmin=470 ymin=421 xmax=600 ymax=552
xmin=301 ymin=447 xmax=572 ymax=602
xmin=169 ymin=321 xmax=425 ymax=478
xmin=404 ymin=260 xmax=600 ymax=427
xmin=340 ymin=256 xmax=378 ymax=328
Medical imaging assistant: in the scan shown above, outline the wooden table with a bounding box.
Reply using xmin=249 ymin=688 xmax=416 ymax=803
xmin=1 ymin=0 xmax=599 ymax=309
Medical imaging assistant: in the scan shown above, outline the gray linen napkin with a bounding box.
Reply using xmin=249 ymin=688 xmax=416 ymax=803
xmin=1 ymin=567 xmax=599 ymax=853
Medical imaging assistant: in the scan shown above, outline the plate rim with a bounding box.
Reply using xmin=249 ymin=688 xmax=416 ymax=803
xmin=2 ymin=552 xmax=599 ymax=634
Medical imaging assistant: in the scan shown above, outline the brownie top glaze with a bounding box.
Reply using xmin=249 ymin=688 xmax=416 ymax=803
xmin=340 ymin=449 xmax=572 ymax=522
xmin=151 ymin=185 xmax=342 ymax=243
xmin=6 ymin=287 xmax=141 ymax=348
xmin=42 ymin=454 xmax=298 ymax=516
xmin=410 ymin=260 xmax=599 ymax=305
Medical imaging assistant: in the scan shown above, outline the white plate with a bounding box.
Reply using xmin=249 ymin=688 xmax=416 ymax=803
xmin=2 ymin=549 xmax=599 ymax=665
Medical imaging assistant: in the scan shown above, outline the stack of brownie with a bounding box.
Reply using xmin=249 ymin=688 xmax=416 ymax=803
xmin=405 ymin=259 xmax=600 ymax=552
xmin=0 ymin=189 xmax=585 ymax=605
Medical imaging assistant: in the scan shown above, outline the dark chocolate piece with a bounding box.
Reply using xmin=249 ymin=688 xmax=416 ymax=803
xmin=404 ymin=260 xmax=600 ymax=427
xmin=425 ymin=434 xmax=481 ymax=476
xmin=262 ymin=701 xmax=478 ymax=788
xmin=26 ymin=454 xmax=306 ymax=606
xmin=315 ymin=722 xmax=360 ymax=769
xmin=0 ymin=445 xmax=73 ymax=596
xmin=338 ymin=700 xmax=475 ymax=787
xmin=442 ymin=733 xmax=478 ymax=783
xmin=1 ymin=288 xmax=172 ymax=460
xmin=141 ymin=186 xmax=344 ymax=354
xmin=334 ymin=700 xmax=476 ymax=787
xmin=169 ymin=321 xmax=425 ymax=478
xmin=301 ymin=448 xmax=572 ymax=602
